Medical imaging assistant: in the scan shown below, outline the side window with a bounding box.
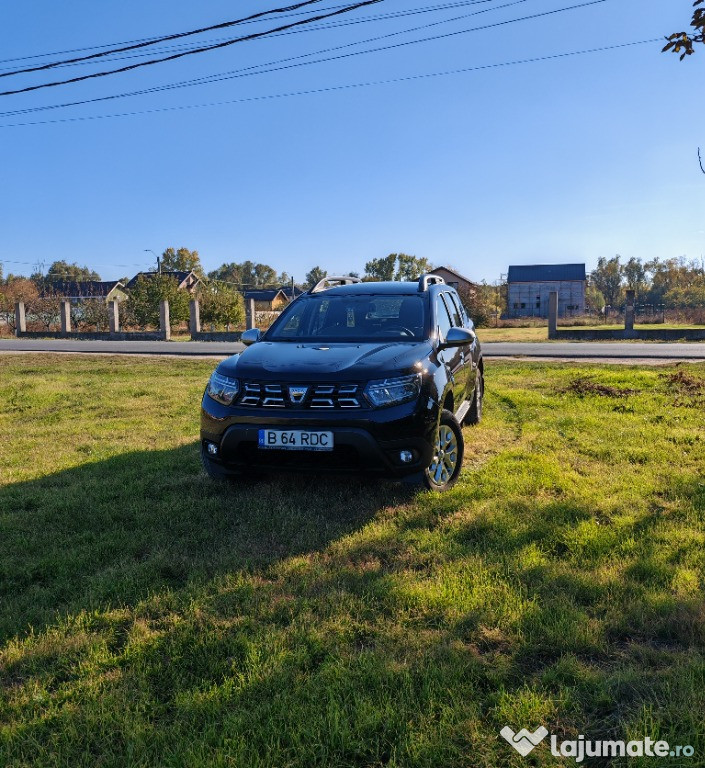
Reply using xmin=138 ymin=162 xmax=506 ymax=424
xmin=435 ymin=294 xmax=453 ymax=341
xmin=444 ymin=292 xmax=463 ymax=327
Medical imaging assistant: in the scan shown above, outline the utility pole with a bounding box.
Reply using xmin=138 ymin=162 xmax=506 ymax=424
xmin=496 ymin=272 xmax=507 ymax=326
xmin=144 ymin=249 xmax=160 ymax=274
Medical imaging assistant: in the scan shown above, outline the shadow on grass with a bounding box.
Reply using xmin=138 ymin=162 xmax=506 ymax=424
xmin=2 ymin=448 xmax=704 ymax=766
xmin=0 ymin=441 xmax=412 ymax=644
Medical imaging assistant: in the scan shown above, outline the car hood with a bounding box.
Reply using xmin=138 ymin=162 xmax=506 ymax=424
xmin=218 ymin=340 xmax=432 ymax=381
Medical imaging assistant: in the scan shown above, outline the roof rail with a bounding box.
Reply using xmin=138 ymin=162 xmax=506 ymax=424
xmin=308 ymin=275 xmax=362 ymax=294
xmin=417 ymin=274 xmax=445 ymax=292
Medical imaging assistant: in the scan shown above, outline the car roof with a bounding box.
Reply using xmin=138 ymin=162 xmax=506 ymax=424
xmin=304 ymin=281 xmax=448 ymax=297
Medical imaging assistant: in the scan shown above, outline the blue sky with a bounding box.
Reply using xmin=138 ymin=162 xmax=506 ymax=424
xmin=1 ymin=0 xmax=703 ymax=284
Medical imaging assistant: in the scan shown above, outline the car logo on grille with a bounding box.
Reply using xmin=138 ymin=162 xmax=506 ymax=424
xmin=288 ymin=386 xmax=309 ymax=404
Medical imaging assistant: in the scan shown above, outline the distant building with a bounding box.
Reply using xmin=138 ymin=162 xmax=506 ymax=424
xmin=428 ymin=266 xmax=478 ymax=297
xmin=244 ymin=288 xmax=289 ymax=311
xmin=507 ymin=264 xmax=586 ymax=318
xmin=280 ymin=285 xmax=305 ymax=301
xmin=243 ymin=285 xmax=305 ymax=310
xmin=126 ymin=270 xmax=202 ymax=293
xmin=47 ymin=280 xmax=127 ymax=303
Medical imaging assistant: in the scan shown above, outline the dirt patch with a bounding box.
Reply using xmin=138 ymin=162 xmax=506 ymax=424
xmin=663 ymin=369 xmax=705 ymax=407
xmin=563 ymin=377 xmax=637 ymax=398
xmin=665 ymin=369 xmax=705 ymax=393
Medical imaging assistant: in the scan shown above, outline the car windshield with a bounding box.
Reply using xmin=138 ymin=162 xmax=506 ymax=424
xmin=265 ymin=294 xmax=427 ymax=342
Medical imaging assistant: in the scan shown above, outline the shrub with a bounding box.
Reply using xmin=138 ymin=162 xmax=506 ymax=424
xmin=199 ymin=283 xmax=245 ymax=329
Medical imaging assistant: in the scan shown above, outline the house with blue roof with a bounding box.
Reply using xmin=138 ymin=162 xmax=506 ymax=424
xmin=507 ymin=264 xmax=586 ymax=318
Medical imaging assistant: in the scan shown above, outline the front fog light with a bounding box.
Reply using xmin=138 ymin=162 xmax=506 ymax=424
xmin=206 ymin=442 xmax=219 ymax=456
xmin=400 ymin=450 xmax=413 ymax=463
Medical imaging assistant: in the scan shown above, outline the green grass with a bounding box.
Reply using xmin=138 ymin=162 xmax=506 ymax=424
xmin=476 ymin=326 xmax=551 ymax=342
xmin=1 ymin=355 xmax=704 ymax=767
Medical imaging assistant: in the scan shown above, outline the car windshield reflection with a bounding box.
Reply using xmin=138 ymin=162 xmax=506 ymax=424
xmin=266 ymin=295 xmax=427 ymax=343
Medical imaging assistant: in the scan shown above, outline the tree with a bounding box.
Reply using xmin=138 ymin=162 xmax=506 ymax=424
xmin=364 ymin=254 xmax=396 ymax=281
xmin=305 ymin=266 xmax=327 ymax=288
xmin=664 ymin=279 xmax=705 ymax=308
xmin=207 ymin=261 xmax=277 ymax=287
xmin=248 ymin=262 xmax=278 ymax=287
xmin=208 ymin=262 xmax=243 ymax=284
xmin=74 ymin=299 xmax=109 ymax=331
xmin=623 ymin=256 xmax=648 ymax=299
xmin=41 ymin=260 xmax=101 ymax=285
xmin=394 ymin=253 xmax=432 ymax=281
xmin=27 ymin=294 xmax=61 ymax=330
xmin=228 ymin=260 xmax=277 ymax=288
xmin=124 ymin=274 xmax=190 ymax=328
xmin=663 ymin=0 xmax=705 ymax=58
xmin=591 ymin=256 xmax=623 ymax=306
xmin=585 ymin=281 xmax=606 ymax=313
xmin=645 ymin=256 xmax=705 ymax=304
xmin=0 ymin=277 xmax=39 ymax=331
xmin=364 ymin=253 xmax=432 ymax=281
xmin=199 ymin=283 xmax=245 ymax=328
xmin=457 ymin=283 xmax=494 ymax=328
xmin=161 ymin=247 xmax=204 ymax=278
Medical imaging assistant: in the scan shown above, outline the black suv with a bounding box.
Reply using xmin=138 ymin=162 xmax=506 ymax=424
xmin=200 ymin=275 xmax=483 ymax=491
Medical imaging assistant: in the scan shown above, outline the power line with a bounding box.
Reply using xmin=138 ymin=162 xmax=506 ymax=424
xmin=0 ymin=2 xmax=358 ymax=65
xmin=0 ymin=38 xmax=658 ymax=129
xmin=0 ymin=0 xmax=512 ymax=117
xmin=0 ymin=0 xmax=383 ymax=97
xmin=0 ymin=0 xmax=494 ymax=74
xmin=0 ymin=0 xmax=329 ymax=78
xmin=0 ymin=0 xmax=605 ymax=118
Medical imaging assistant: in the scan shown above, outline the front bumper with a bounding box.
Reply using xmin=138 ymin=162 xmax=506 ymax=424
xmin=200 ymin=394 xmax=438 ymax=477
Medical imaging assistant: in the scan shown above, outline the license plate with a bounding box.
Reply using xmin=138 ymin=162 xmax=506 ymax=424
xmin=258 ymin=429 xmax=334 ymax=451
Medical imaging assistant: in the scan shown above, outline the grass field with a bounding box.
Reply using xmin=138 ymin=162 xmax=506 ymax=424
xmin=1 ymin=354 xmax=704 ymax=767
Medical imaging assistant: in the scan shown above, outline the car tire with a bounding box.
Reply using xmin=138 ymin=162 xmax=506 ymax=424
xmin=465 ymin=368 xmax=483 ymax=425
xmin=423 ymin=409 xmax=464 ymax=492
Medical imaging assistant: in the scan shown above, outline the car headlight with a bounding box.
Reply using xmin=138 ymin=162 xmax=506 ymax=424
xmin=364 ymin=373 xmax=421 ymax=408
xmin=206 ymin=371 xmax=240 ymax=405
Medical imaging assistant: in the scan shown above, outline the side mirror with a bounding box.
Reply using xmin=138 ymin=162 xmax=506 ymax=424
xmin=439 ymin=326 xmax=475 ymax=349
xmin=241 ymin=328 xmax=262 ymax=346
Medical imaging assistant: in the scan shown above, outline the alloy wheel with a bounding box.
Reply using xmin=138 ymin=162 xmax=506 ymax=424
xmin=427 ymin=424 xmax=459 ymax=488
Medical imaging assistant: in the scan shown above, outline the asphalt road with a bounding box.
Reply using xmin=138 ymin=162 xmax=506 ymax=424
xmin=1 ymin=337 xmax=705 ymax=360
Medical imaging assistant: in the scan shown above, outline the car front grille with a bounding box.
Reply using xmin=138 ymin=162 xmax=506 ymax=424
xmin=238 ymin=381 xmax=364 ymax=409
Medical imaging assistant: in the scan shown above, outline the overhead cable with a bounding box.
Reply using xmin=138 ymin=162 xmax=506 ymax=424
xmin=0 ymin=0 xmax=383 ymax=97
xmin=0 ymin=39 xmax=658 ymax=129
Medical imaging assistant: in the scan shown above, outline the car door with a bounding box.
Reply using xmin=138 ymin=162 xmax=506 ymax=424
xmin=447 ymin=290 xmax=479 ymax=394
xmin=444 ymin=291 xmax=476 ymax=404
xmin=435 ymin=292 xmax=468 ymax=412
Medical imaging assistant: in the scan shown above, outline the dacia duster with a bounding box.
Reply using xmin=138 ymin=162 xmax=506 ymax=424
xmin=200 ymin=274 xmax=483 ymax=491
